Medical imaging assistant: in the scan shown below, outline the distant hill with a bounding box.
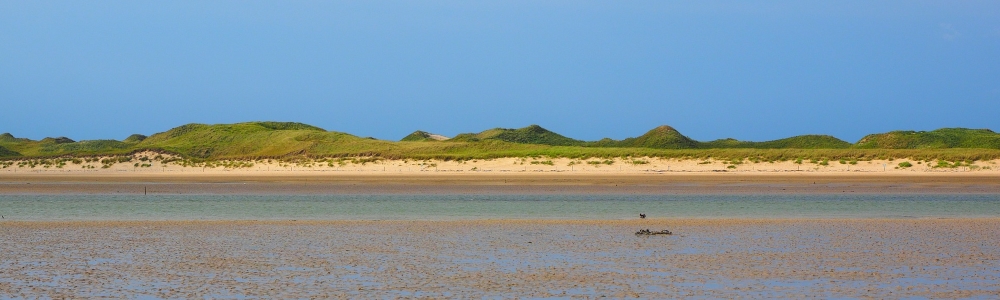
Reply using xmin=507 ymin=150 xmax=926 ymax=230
xmin=590 ymin=125 xmax=699 ymax=149
xmin=124 ymin=134 xmax=148 ymax=143
xmin=587 ymin=126 xmax=849 ymax=149
xmin=1 ymin=122 xmax=998 ymax=160
xmin=450 ymin=125 xmax=584 ymax=146
xmin=0 ymin=132 xmax=133 ymax=156
xmin=855 ymin=128 xmax=1000 ymax=149
xmin=42 ymin=140 xmax=134 ymax=156
xmin=0 ymin=122 xmax=367 ymax=159
xmin=4 ymin=133 xmax=124 ymax=157
xmin=137 ymin=122 xmax=367 ymax=158
xmin=41 ymin=137 xmax=75 ymax=144
xmin=0 ymin=133 xmax=30 ymax=143
xmin=701 ymin=135 xmax=851 ymax=149
xmin=401 ymin=131 xmax=450 ymax=142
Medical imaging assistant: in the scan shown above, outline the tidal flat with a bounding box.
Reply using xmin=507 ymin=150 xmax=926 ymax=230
xmin=2 ymin=219 xmax=998 ymax=298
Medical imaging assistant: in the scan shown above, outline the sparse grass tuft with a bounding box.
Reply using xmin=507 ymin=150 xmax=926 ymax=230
xmin=530 ymin=160 xmax=554 ymax=166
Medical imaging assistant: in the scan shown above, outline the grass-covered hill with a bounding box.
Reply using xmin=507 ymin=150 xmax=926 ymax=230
xmin=417 ymin=125 xmax=849 ymax=150
xmin=449 ymin=125 xmax=585 ymax=146
xmin=2 ymin=122 xmax=1000 ymax=161
xmin=854 ymin=128 xmax=1000 ymax=149
xmin=700 ymin=135 xmax=851 ymax=149
xmin=0 ymin=133 xmax=25 ymax=143
xmin=134 ymin=122 xmax=384 ymax=158
xmin=589 ymin=125 xmax=699 ymax=149
xmin=124 ymin=134 xmax=148 ymax=143
xmin=400 ymin=131 xmax=450 ymax=142
xmin=1 ymin=132 xmax=134 ymax=157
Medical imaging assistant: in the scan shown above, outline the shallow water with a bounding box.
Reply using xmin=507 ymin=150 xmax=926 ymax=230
xmin=1 ymin=194 xmax=999 ymax=220
xmin=2 ymin=220 xmax=998 ymax=298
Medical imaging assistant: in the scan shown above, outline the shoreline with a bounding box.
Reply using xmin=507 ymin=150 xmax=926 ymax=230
xmin=3 ymin=217 xmax=999 ymax=225
xmin=3 ymin=173 xmax=1000 ymax=194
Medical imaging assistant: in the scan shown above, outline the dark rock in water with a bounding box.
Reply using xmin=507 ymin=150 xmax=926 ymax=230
xmin=635 ymin=229 xmax=672 ymax=236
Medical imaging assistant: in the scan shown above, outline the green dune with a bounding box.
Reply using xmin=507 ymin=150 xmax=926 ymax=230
xmin=401 ymin=131 xmax=435 ymax=142
xmin=701 ymin=135 xmax=851 ymax=149
xmin=1 ymin=133 xmax=131 ymax=157
xmin=589 ymin=125 xmax=699 ymax=149
xmin=124 ymin=134 xmax=148 ymax=143
xmin=854 ymin=128 xmax=1000 ymax=149
xmin=1 ymin=122 xmax=999 ymax=161
xmin=135 ymin=122 xmax=370 ymax=159
xmin=400 ymin=131 xmax=450 ymax=142
xmin=450 ymin=125 xmax=584 ymax=146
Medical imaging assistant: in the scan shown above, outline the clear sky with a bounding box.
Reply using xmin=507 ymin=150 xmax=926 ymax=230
xmin=2 ymin=1 xmax=998 ymax=143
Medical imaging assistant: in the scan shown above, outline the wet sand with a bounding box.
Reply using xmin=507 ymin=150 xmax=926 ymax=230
xmin=1 ymin=219 xmax=998 ymax=298
xmin=4 ymin=173 xmax=998 ymax=297
xmin=3 ymin=173 xmax=1000 ymax=194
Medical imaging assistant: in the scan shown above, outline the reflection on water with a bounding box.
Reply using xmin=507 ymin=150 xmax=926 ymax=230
xmin=2 ymin=220 xmax=998 ymax=298
xmin=1 ymin=194 xmax=999 ymax=220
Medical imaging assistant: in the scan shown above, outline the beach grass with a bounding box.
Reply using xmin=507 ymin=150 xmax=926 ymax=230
xmin=3 ymin=122 xmax=1000 ymax=162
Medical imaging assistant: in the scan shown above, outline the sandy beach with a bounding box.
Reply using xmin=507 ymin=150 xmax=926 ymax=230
xmin=4 ymin=154 xmax=999 ymax=194
xmin=2 ymin=219 xmax=998 ymax=298
xmin=4 ymin=155 xmax=998 ymax=175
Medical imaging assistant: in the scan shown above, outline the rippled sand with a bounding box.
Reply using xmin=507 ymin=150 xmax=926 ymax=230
xmin=2 ymin=219 xmax=999 ymax=298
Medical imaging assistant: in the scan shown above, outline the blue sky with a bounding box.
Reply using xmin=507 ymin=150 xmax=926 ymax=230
xmin=2 ymin=1 xmax=998 ymax=143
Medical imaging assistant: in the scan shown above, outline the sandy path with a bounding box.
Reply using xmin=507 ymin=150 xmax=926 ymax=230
xmin=1 ymin=219 xmax=998 ymax=298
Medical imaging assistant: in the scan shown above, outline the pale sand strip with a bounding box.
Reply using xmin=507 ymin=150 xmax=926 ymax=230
xmin=1 ymin=219 xmax=998 ymax=298
xmin=3 ymin=155 xmax=998 ymax=176
xmin=5 ymin=154 xmax=999 ymax=194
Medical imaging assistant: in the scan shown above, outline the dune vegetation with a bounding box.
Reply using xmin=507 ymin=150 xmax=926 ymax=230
xmin=854 ymin=128 xmax=1000 ymax=149
xmin=2 ymin=122 xmax=1000 ymax=163
xmin=0 ymin=145 xmax=19 ymax=157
